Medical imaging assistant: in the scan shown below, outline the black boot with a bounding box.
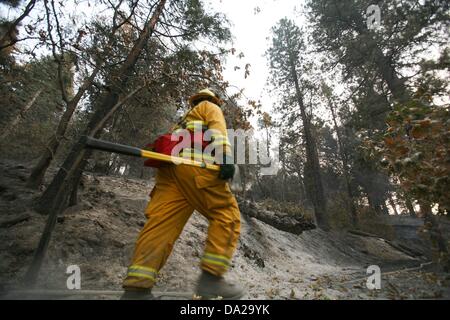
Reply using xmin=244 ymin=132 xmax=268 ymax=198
xmin=120 ymin=288 xmax=154 ymax=300
xmin=195 ymin=271 xmax=245 ymax=300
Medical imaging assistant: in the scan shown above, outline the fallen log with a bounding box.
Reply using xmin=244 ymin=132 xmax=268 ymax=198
xmin=237 ymin=198 xmax=315 ymax=235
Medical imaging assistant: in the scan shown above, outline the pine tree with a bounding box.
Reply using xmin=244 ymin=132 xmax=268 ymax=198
xmin=307 ymin=0 xmax=449 ymax=103
xmin=267 ymin=18 xmax=329 ymax=230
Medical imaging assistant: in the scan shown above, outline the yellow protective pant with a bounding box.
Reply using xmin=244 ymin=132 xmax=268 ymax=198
xmin=122 ymin=164 xmax=241 ymax=289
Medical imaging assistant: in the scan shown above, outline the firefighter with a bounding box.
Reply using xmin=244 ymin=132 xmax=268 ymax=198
xmin=121 ymin=89 xmax=244 ymax=300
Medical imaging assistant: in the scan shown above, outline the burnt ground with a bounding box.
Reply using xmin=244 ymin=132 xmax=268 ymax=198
xmin=0 ymin=160 xmax=449 ymax=300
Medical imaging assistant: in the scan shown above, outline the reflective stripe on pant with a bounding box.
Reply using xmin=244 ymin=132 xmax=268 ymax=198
xmin=122 ymin=164 xmax=241 ymax=290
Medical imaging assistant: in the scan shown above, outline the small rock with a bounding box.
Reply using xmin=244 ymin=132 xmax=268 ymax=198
xmin=137 ymin=220 xmax=145 ymax=227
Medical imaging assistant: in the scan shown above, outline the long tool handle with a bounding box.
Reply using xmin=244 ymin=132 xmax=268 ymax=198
xmin=84 ymin=136 xmax=220 ymax=171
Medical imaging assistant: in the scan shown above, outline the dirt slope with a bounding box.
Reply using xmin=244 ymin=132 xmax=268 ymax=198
xmin=0 ymin=160 xmax=448 ymax=299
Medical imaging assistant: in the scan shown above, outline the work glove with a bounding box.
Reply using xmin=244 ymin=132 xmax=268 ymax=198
xmin=219 ymin=155 xmax=235 ymax=180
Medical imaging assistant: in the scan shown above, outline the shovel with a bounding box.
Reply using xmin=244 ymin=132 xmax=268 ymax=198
xmin=84 ymin=136 xmax=242 ymax=191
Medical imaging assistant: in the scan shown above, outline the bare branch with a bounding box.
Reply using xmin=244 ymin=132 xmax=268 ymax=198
xmin=43 ymin=0 xmax=69 ymax=103
xmin=0 ymin=0 xmax=37 ymax=51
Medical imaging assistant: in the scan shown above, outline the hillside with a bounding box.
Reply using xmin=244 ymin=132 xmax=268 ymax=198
xmin=0 ymin=160 xmax=449 ymax=300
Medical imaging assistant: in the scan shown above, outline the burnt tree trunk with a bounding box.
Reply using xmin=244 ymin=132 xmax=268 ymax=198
xmin=295 ymin=171 xmax=307 ymax=206
xmin=404 ymin=196 xmax=417 ymax=217
xmin=290 ymin=57 xmax=329 ymax=230
xmin=388 ymin=194 xmax=399 ymax=216
xmin=373 ymin=46 xmax=410 ymax=103
xmin=328 ymin=101 xmax=358 ymax=225
xmin=365 ymin=187 xmax=388 ymax=215
xmin=353 ymin=20 xmax=411 ymax=104
xmin=420 ymin=203 xmax=450 ymax=272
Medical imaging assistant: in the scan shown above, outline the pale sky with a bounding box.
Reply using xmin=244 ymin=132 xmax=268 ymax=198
xmin=214 ymin=0 xmax=306 ymax=116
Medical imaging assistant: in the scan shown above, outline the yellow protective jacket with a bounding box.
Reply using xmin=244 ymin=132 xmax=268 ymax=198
xmin=123 ymin=101 xmax=240 ymax=290
xmin=173 ymin=101 xmax=232 ymax=163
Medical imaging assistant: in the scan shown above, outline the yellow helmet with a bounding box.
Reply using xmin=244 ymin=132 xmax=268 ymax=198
xmin=188 ymin=88 xmax=222 ymax=107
